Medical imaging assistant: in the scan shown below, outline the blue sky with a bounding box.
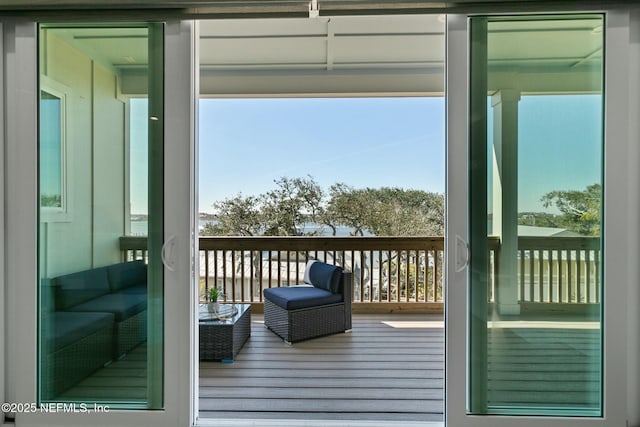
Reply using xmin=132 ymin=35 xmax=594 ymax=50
xmin=515 ymin=94 xmax=602 ymax=213
xmin=198 ymin=97 xmax=446 ymax=214
xmin=130 ymin=98 xmax=149 ymax=215
xmin=129 ymin=94 xmax=602 ymax=216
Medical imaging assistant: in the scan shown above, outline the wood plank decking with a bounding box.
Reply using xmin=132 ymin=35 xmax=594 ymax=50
xmin=57 ymin=312 xmax=599 ymax=421
xmin=199 ymin=313 xmax=445 ymax=422
xmin=487 ymin=323 xmax=601 ymax=411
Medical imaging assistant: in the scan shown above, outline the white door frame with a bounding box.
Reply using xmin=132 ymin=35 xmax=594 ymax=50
xmin=445 ymin=10 xmax=630 ymax=427
xmin=3 ymin=19 xmax=195 ymax=427
xmin=2 ymin=7 xmax=637 ymax=427
xmin=0 ymin=20 xmax=7 ymax=426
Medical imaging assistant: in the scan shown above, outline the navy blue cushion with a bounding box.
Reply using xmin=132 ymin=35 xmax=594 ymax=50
xmin=45 ymin=311 xmax=114 ymax=352
xmin=117 ymin=284 xmax=147 ymax=295
xmin=70 ymin=292 xmax=147 ymax=322
xmin=54 ymin=267 xmax=111 ymax=310
xmin=264 ymin=286 xmax=342 ymax=310
xmin=107 ymin=261 xmax=147 ymax=292
xmin=306 ymin=261 xmax=342 ymax=294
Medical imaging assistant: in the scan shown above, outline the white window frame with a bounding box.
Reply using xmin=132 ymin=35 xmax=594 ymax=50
xmin=39 ymin=75 xmax=72 ymax=222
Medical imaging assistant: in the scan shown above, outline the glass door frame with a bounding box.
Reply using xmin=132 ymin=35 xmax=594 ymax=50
xmin=445 ymin=10 xmax=630 ymax=427
xmin=3 ymin=19 xmax=196 ymax=427
xmin=1 ymin=7 xmax=635 ymax=427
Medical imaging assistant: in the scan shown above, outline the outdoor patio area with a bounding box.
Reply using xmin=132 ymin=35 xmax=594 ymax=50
xmin=55 ymin=310 xmax=600 ymax=420
xmin=199 ymin=312 xmax=445 ymax=422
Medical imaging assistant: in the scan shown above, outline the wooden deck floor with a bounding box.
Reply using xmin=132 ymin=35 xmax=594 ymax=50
xmin=57 ymin=312 xmax=599 ymax=421
xmin=199 ymin=313 xmax=445 ymax=422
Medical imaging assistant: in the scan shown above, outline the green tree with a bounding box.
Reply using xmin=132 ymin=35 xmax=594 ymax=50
xmin=323 ymin=183 xmax=372 ymax=236
xmin=201 ymin=176 xmax=445 ymax=237
xmin=201 ymin=176 xmax=326 ymax=236
xmin=201 ymin=194 xmax=262 ymax=236
xmin=324 ymin=184 xmax=444 ymax=236
xmin=261 ymin=176 xmax=325 ymax=236
xmin=540 ymin=183 xmax=601 ymax=236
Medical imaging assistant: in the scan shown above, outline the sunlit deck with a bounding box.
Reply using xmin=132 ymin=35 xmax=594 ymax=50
xmin=199 ymin=313 xmax=445 ymax=422
xmin=57 ymin=310 xmax=599 ymax=421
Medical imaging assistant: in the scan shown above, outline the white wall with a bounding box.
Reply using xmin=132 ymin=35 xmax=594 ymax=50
xmin=41 ymin=31 xmax=126 ymax=277
xmin=93 ymin=63 xmax=126 ymax=265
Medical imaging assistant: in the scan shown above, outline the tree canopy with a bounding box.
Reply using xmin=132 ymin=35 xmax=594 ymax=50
xmin=325 ymin=184 xmax=444 ymax=236
xmin=201 ymin=176 xmax=444 ymax=237
xmin=202 ymin=178 xmax=600 ymax=237
xmin=539 ymin=183 xmax=601 ymax=236
xmin=518 ymin=183 xmax=601 ymax=236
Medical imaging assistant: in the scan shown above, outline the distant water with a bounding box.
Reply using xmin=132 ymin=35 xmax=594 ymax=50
xmin=129 ymin=220 xmax=364 ymax=236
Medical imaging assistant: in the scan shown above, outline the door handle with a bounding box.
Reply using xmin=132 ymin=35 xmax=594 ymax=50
xmin=161 ymin=234 xmax=177 ymax=272
xmin=455 ymin=235 xmax=469 ymax=272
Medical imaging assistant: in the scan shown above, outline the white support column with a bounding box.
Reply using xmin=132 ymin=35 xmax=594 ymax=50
xmin=491 ymin=89 xmax=521 ymax=316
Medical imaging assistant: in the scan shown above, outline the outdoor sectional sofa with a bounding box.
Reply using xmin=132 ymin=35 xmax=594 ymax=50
xmin=42 ymin=260 xmax=147 ymax=398
xmin=263 ymin=260 xmax=352 ymax=343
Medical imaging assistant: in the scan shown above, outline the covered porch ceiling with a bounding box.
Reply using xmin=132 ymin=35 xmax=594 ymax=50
xmin=54 ymin=14 xmax=603 ymax=96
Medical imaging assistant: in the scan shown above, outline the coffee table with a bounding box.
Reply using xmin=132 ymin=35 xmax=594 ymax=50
xmin=199 ymin=303 xmax=251 ymax=362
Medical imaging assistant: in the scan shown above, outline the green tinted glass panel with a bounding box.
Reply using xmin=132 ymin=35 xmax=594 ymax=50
xmin=38 ymin=23 xmax=164 ymax=409
xmin=468 ymin=15 xmax=603 ymax=417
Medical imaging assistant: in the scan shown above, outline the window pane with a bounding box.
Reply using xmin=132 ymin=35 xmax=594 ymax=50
xmin=469 ymin=14 xmax=603 ymax=417
xmin=129 ymin=98 xmax=149 ymax=236
xmin=40 ymin=90 xmax=63 ymax=208
xmin=38 ymin=23 xmax=164 ymax=409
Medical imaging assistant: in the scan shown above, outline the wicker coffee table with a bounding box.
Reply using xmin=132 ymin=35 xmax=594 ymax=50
xmin=199 ymin=303 xmax=251 ymax=362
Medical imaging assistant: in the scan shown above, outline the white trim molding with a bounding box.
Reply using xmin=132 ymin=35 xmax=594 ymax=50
xmin=0 ymin=20 xmax=5 ymax=427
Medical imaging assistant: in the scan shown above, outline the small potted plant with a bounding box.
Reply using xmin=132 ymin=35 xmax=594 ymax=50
xmin=207 ymin=287 xmax=223 ymax=313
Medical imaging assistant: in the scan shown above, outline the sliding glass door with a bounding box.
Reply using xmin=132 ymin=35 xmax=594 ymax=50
xmin=38 ymin=22 xmax=165 ymax=408
xmin=3 ymin=7 xmax=635 ymax=427
xmin=446 ymin=11 xmax=629 ymax=427
xmin=5 ymin=20 xmax=194 ymax=427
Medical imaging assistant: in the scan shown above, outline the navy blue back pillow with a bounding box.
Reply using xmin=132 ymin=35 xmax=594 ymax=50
xmin=306 ymin=261 xmax=342 ymax=294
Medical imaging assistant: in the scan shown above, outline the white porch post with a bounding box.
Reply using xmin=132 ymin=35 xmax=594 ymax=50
xmin=491 ymin=89 xmax=521 ymax=316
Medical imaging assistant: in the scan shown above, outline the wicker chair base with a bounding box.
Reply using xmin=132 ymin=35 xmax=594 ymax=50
xmin=43 ymin=325 xmax=113 ymax=400
xmin=264 ymin=299 xmax=348 ymax=343
xmin=116 ymin=309 xmax=147 ymax=357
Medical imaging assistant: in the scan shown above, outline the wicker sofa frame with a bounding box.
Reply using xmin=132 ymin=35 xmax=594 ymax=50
xmin=264 ymin=271 xmax=352 ymax=343
xmin=116 ymin=309 xmax=147 ymax=356
xmin=43 ymin=261 xmax=148 ymax=399
xmin=43 ymin=322 xmax=113 ymax=399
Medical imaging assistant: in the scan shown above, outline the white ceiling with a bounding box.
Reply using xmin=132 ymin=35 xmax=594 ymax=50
xmin=199 ymin=15 xmax=445 ymax=71
xmin=199 ymin=15 xmax=445 ymax=95
xmin=47 ymin=26 xmax=149 ymax=71
xmin=48 ymin=15 xmax=603 ymax=96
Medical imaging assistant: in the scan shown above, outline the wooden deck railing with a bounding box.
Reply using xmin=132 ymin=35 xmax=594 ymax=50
xmin=515 ymin=236 xmax=601 ymax=304
xmin=120 ymin=235 xmax=601 ymax=305
xmin=121 ymin=236 xmax=444 ymax=304
xmin=196 ymin=236 xmax=444 ymax=304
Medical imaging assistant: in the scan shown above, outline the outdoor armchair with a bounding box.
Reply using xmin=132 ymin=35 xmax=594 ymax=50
xmin=263 ymin=260 xmax=352 ymax=343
